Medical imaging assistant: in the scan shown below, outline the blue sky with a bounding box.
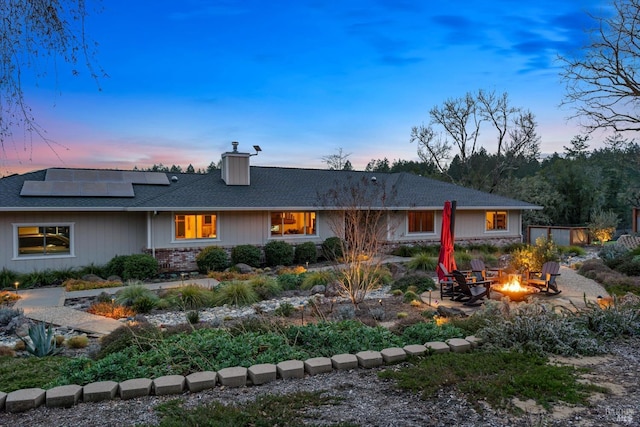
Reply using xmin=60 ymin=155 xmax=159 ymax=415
xmin=2 ymin=0 xmax=613 ymax=175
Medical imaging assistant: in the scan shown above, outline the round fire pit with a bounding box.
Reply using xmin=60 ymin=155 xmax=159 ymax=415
xmin=493 ymin=284 xmax=540 ymax=302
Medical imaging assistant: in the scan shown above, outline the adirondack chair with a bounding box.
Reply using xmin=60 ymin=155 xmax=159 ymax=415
xmin=451 ymin=270 xmax=491 ymax=306
xmin=526 ymin=261 xmax=561 ymax=295
xmin=470 ymin=259 xmax=501 ymax=284
xmin=438 ymin=262 xmax=457 ymax=299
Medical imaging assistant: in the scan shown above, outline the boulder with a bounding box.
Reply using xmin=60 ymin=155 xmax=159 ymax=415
xmin=309 ymin=285 xmax=326 ymax=295
xmin=234 ymin=263 xmax=254 ymax=274
xmin=324 ymin=281 xmax=342 ymax=297
xmin=437 ymin=305 xmax=467 ymax=318
xmin=81 ymin=274 xmax=105 ymax=282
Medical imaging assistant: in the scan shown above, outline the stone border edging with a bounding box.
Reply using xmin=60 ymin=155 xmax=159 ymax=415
xmin=0 ymin=335 xmax=480 ymax=413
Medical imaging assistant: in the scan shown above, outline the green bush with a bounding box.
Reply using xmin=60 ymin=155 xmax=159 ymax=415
xmin=391 ymin=245 xmax=419 ymax=257
xmin=20 ymin=269 xmax=58 ymax=288
xmin=274 ymin=302 xmax=295 ymax=317
xmin=403 ymin=290 xmax=420 ymax=303
xmin=213 ymin=281 xmax=260 ymax=306
xmin=277 ymin=273 xmax=303 ymax=290
xmin=122 ymin=254 xmax=158 ymax=280
xmin=321 ymin=237 xmax=343 ymax=261
xmin=264 ymin=241 xmax=294 ymax=267
xmin=115 ymin=284 xmax=158 ymax=312
xmin=391 ymin=274 xmax=436 ymax=294
xmin=407 ymin=252 xmax=437 ymax=271
xmin=301 ymin=270 xmax=334 ymax=290
xmin=0 ymin=267 xmax=19 ymax=288
xmin=166 ymin=284 xmax=213 ymax=310
xmin=96 ymin=322 xmax=163 ymax=359
xmin=294 ymin=242 xmax=318 ymax=264
xmin=231 ymin=245 xmax=262 ymax=267
xmin=250 ymin=276 xmax=282 ymax=299
xmin=400 ymin=321 xmax=464 ymax=344
xmin=196 ymin=246 xmax=230 ymax=273
xmin=105 ymin=255 xmax=128 ymax=277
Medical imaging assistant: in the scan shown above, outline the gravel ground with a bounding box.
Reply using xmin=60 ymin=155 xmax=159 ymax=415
xmin=1 ymin=336 xmax=638 ymax=427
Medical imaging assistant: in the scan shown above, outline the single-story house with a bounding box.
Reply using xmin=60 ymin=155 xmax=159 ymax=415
xmin=0 ymin=144 xmax=540 ymax=273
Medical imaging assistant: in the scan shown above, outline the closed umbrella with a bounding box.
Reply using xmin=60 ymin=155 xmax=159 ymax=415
xmin=437 ymin=200 xmax=457 ymax=281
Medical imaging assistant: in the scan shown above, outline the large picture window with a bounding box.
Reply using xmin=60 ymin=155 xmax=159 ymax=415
xmin=16 ymin=225 xmax=72 ymax=257
xmin=486 ymin=211 xmax=507 ymax=231
xmin=175 ymin=213 xmax=217 ymax=239
xmin=270 ymin=212 xmax=316 ymax=236
xmin=408 ymin=211 xmax=435 ymax=234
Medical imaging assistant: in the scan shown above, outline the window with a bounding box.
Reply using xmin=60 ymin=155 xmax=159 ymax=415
xmin=270 ymin=212 xmax=316 ymax=236
xmin=486 ymin=211 xmax=507 ymax=231
xmin=174 ymin=213 xmax=217 ymax=239
xmin=408 ymin=211 xmax=435 ymax=233
xmin=16 ymin=225 xmax=72 ymax=257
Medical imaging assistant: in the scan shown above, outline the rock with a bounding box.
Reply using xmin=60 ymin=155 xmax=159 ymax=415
xmin=106 ymin=275 xmax=123 ymax=283
xmin=324 ymin=281 xmax=342 ymax=297
xmin=386 ymin=263 xmax=407 ymax=279
xmin=309 ymin=285 xmax=326 ymax=294
xmin=234 ymin=263 xmax=254 ymax=274
xmin=437 ymin=305 xmax=467 ymax=318
xmin=81 ymin=274 xmax=105 ymax=282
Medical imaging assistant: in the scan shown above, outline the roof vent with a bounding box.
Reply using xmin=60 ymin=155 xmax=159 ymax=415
xmin=171 ymin=176 xmax=178 ymax=182
xmin=371 ymin=176 xmax=377 ymax=182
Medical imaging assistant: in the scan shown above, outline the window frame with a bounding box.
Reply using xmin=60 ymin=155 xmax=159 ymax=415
xmin=406 ymin=210 xmax=436 ymax=235
xmin=13 ymin=222 xmax=75 ymax=260
xmin=485 ymin=210 xmax=508 ymax=232
xmin=269 ymin=211 xmax=318 ymax=238
xmin=172 ymin=212 xmax=219 ymax=242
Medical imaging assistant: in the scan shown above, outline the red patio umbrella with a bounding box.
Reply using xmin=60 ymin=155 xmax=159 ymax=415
xmin=437 ymin=200 xmax=457 ymax=281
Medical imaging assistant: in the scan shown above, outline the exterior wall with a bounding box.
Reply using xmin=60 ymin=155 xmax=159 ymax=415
xmin=0 ymin=211 xmax=146 ymax=274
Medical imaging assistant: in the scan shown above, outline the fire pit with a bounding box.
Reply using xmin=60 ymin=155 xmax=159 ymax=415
xmin=493 ymin=275 xmax=540 ymax=302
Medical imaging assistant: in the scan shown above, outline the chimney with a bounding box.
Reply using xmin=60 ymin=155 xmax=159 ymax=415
xmin=221 ymin=141 xmax=251 ymax=185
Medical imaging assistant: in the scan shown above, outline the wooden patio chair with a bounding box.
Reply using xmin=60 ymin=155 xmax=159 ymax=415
xmin=470 ymin=259 xmax=501 ymax=284
xmin=526 ymin=261 xmax=561 ymax=295
xmin=437 ymin=262 xmax=457 ymax=299
xmin=451 ymin=270 xmax=491 ymax=306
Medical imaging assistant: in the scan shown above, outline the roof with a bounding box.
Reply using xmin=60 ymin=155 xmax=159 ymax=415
xmin=0 ymin=167 xmax=541 ymax=212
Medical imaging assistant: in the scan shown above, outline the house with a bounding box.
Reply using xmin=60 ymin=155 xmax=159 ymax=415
xmin=0 ymin=143 xmax=540 ymax=274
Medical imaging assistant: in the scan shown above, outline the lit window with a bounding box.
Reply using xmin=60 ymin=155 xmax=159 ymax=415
xmin=16 ymin=225 xmax=72 ymax=256
xmin=270 ymin=212 xmax=316 ymax=236
xmin=408 ymin=211 xmax=435 ymax=233
xmin=486 ymin=211 xmax=507 ymax=231
xmin=175 ymin=214 xmax=217 ymax=239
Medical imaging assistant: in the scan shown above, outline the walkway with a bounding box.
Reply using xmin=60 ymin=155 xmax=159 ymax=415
xmin=13 ymin=278 xmax=215 ymax=336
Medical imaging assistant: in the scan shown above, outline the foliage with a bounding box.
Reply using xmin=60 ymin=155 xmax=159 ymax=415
xmin=63 ymin=278 xmax=123 ymax=292
xmin=294 ymin=241 xmax=318 ymax=264
xmin=96 ymin=323 xmax=163 ymax=360
xmin=213 ymin=281 xmax=260 ymax=306
xmin=301 ymin=270 xmax=335 ymax=290
xmin=165 ymin=285 xmax=213 ymax=310
xmin=399 ymin=321 xmax=465 ymax=344
xmin=332 ymin=305 xmax=356 ymax=321
xmin=274 ymin=302 xmax=295 ymax=317
xmin=0 ymin=291 xmax=20 ymax=306
xmin=249 ymin=276 xmax=282 ymax=299
xmin=587 ymin=209 xmax=619 ymax=245
xmin=0 ymin=356 xmax=71 ymax=393
xmin=20 ymin=321 xmax=62 ymax=357
xmin=207 ymin=271 xmax=255 ymax=282
xmin=407 ymin=252 xmax=437 ymax=271
xmin=20 ymin=269 xmax=58 ymax=288
xmin=264 ymin=240 xmax=294 ymax=267
xmin=186 ymin=310 xmax=200 ymax=325
xmin=0 ymin=267 xmax=20 ymax=288
xmin=87 ymin=302 xmax=136 ymax=319
xmin=122 ymin=254 xmax=159 ymax=280
xmin=599 ymin=243 xmax=630 ymax=267
xmin=115 ymin=284 xmax=159 ymax=313
xmin=573 ymin=294 xmax=640 ymax=340
xmin=277 ymin=273 xmax=304 ymax=291
xmin=379 ymin=351 xmax=605 ymax=412
xmin=508 ymin=237 xmax=559 ymax=273
xmin=195 ymin=246 xmax=230 ymax=273
xmin=66 ymin=335 xmax=89 ymax=349
xmin=105 ymin=255 xmax=129 ymax=277
xmin=231 ymin=245 xmax=262 ymax=268
xmin=402 ymin=291 xmax=420 ymax=303
xmin=321 ymin=237 xmax=344 ymax=261
xmin=474 ymin=300 xmax=603 ymax=356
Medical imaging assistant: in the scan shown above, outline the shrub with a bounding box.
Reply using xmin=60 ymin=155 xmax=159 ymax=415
xmin=321 ymin=237 xmax=344 ymax=261
xmin=391 ymin=274 xmax=436 ymax=294
xmin=0 ymin=346 xmax=15 ymax=357
xmin=400 ymin=321 xmax=465 ymax=344
xmin=165 ymin=284 xmax=213 ymax=310
xmin=196 ymin=246 xmax=230 ymax=273
xmin=20 ymin=269 xmax=58 ymax=288
xmin=122 ymin=254 xmax=158 ymax=280
xmin=333 ymin=305 xmax=355 ymax=320
xmin=87 ymin=302 xmax=136 ymax=319
xmin=301 ymin=270 xmax=334 ymax=290
xmin=250 ymin=276 xmax=282 ymax=299
xmin=66 ymin=335 xmax=89 ymax=349
xmin=598 ymin=244 xmax=629 ymax=268
xmin=186 ymin=310 xmax=200 ymax=324
xmin=264 ymin=241 xmax=294 ymax=266
xmin=63 ymin=278 xmax=122 ymax=292
xmin=274 ymin=302 xmax=295 ymax=317
xmin=115 ymin=284 xmax=158 ymax=309
xmin=617 ymin=257 xmax=640 ymax=277
xmin=213 ymin=281 xmax=260 ymax=306
xmin=0 ymin=267 xmax=20 ymax=288
xmin=294 ymin=242 xmax=318 ymax=264
xmin=231 ymin=245 xmax=262 ymax=267
xmin=277 ymin=273 xmax=304 ymax=290
xmin=407 ymin=252 xmax=437 ymax=271
xmin=97 ymin=323 xmax=162 ymax=359
xmin=587 ymin=209 xmax=619 ymax=245
xmin=403 ymin=290 xmax=420 ymax=303
xmin=391 ymin=245 xmax=419 ymax=257
xmin=105 ymin=255 xmax=128 ymax=277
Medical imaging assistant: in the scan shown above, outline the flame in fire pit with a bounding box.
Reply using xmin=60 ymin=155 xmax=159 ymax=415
xmin=494 ymin=275 xmax=539 ymax=301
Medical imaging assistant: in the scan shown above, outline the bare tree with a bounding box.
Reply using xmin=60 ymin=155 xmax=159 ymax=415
xmin=321 ymin=148 xmax=353 ymax=170
xmin=410 ymin=89 xmax=540 ymax=191
xmin=560 ymin=0 xmax=640 ymax=133
xmin=317 ymin=175 xmax=398 ymax=308
xmin=1 ymin=1 xmax=104 ymax=156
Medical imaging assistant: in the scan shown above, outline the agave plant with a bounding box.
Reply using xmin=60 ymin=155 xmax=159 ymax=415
xmin=20 ymin=321 xmax=62 ymax=357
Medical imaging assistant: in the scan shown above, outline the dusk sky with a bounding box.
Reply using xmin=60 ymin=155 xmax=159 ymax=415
xmin=2 ymin=0 xmax=615 ymax=176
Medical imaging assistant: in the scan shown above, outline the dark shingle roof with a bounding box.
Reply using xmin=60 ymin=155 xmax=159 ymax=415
xmin=0 ymin=167 xmax=540 ymax=211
